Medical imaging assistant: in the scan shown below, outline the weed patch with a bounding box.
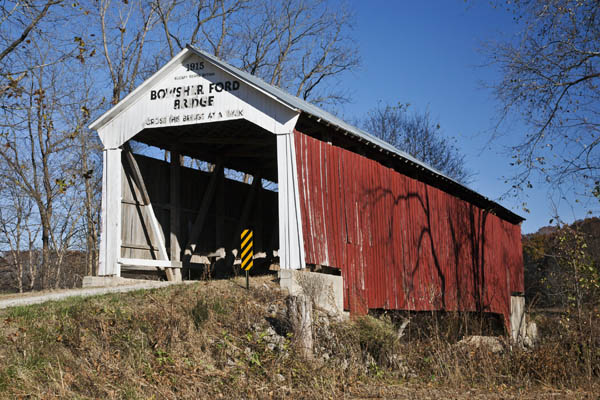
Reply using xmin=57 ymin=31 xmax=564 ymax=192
xmin=356 ymin=315 xmax=398 ymax=366
xmin=191 ymin=299 xmax=210 ymax=328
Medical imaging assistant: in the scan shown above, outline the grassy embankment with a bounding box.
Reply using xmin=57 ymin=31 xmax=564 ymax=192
xmin=0 ymin=275 xmax=598 ymax=399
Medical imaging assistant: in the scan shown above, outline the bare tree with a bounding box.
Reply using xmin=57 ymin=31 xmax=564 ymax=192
xmin=0 ymin=39 xmax=82 ymax=288
xmin=152 ymin=0 xmax=247 ymax=59
xmin=0 ymin=0 xmax=361 ymax=291
xmin=59 ymin=76 xmax=103 ymax=277
xmin=485 ymin=0 xmax=600 ymax=204
xmin=236 ymin=0 xmax=358 ymax=105
xmin=0 ymin=185 xmax=40 ymax=292
xmin=362 ymin=103 xmax=472 ymax=183
xmin=75 ymin=127 xmax=102 ymax=277
xmin=0 ymin=0 xmax=85 ymax=291
xmin=149 ymin=0 xmax=359 ymax=106
xmin=96 ymin=0 xmax=159 ymax=104
xmin=0 ymin=0 xmax=63 ymax=96
xmin=0 ymin=0 xmax=60 ymax=62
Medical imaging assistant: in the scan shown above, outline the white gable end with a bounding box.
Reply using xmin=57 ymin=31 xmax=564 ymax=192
xmin=92 ymin=49 xmax=299 ymax=148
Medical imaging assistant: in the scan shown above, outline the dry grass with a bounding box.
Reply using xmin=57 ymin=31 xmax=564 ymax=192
xmin=0 ymin=275 xmax=597 ymax=399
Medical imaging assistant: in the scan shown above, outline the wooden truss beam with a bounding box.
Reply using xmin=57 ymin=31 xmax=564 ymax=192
xmin=122 ymin=144 xmax=178 ymax=280
xmin=118 ymin=258 xmax=172 ymax=268
xmin=123 ymin=143 xmax=150 ymax=205
xmin=183 ymin=160 xmax=225 ymax=263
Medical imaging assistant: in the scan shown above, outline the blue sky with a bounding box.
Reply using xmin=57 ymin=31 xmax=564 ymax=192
xmin=337 ymin=0 xmax=589 ymax=233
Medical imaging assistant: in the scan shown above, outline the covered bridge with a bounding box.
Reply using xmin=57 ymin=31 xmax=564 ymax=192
xmin=89 ymin=46 xmax=525 ymax=335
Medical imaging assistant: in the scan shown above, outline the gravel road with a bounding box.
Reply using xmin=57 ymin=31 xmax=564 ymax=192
xmin=0 ymin=280 xmax=189 ymax=309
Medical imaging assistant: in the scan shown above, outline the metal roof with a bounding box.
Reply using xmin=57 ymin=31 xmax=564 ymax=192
xmin=187 ymin=45 xmax=524 ymax=223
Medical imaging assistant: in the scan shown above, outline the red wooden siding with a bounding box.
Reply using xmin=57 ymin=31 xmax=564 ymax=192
xmin=294 ymin=130 xmax=524 ymax=330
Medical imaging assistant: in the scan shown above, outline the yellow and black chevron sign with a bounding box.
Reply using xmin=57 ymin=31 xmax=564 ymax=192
xmin=240 ymin=229 xmax=253 ymax=271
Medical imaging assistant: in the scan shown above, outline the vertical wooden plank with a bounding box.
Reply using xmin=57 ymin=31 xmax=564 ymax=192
xmin=325 ymin=141 xmax=336 ymax=266
xmin=123 ymin=144 xmax=150 ymax=205
xmin=395 ymin=173 xmax=405 ymax=309
xmin=302 ymin=133 xmax=315 ymax=265
xmin=413 ymin=178 xmax=423 ymax=309
xmin=356 ymin=151 xmax=368 ymax=312
xmin=326 ymin=142 xmax=338 ymax=267
xmin=367 ymin=157 xmax=377 ymax=308
xmin=384 ymin=165 xmax=395 ymax=309
xmin=121 ymin=171 xmax=158 ymax=261
xmin=376 ymin=160 xmax=386 ymax=308
xmin=310 ymin=137 xmax=321 ymax=264
xmin=215 ymin=162 xmax=225 ymax=254
xmin=255 ymin=180 xmax=264 ymax=252
xmin=170 ymin=150 xmax=182 ymax=262
xmin=123 ymin=146 xmax=169 ymax=263
xmin=407 ymin=176 xmax=417 ymax=310
xmin=337 ymin=145 xmax=350 ymax=310
xmin=169 ymin=150 xmax=182 ymax=282
xmin=313 ymin=139 xmax=325 ymax=263
xmin=342 ymin=149 xmax=355 ymax=311
xmin=301 ymin=133 xmax=315 ymax=264
xmin=428 ymin=185 xmax=439 ymax=308
xmin=332 ymin=146 xmax=344 ymax=268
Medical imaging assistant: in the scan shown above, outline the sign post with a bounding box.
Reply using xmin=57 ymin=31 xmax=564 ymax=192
xmin=240 ymin=229 xmax=253 ymax=289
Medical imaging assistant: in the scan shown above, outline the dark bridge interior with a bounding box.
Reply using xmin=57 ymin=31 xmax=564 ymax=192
xmin=120 ymin=119 xmax=280 ymax=278
xmin=134 ymin=119 xmax=279 ymax=183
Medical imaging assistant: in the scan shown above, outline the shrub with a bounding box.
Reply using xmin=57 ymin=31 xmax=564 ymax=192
xmin=355 ymin=315 xmax=398 ymax=366
xmin=191 ymin=298 xmax=209 ymax=328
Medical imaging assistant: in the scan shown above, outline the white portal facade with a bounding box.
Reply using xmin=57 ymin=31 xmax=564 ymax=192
xmin=90 ymin=47 xmax=306 ymax=278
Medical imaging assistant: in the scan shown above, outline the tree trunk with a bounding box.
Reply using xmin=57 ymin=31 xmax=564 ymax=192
xmin=40 ymin=210 xmax=51 ymax=289
xmin=41 ymin=228 xmax=50 ymax=289
xmin=286 ymin=294 xmax=314 ymax=359
xmin=27 ymin=237 xmax=36 ymax=291
xmin=11 ymin=250 xmax=23 ymax=294
xmin=81 ymin=145 xmax=98 ymax=277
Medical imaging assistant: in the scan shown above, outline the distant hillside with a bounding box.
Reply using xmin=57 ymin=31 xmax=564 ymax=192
xmin=522 ymin=217 xmax=600 ymax=308
xmin=0 ymin=250 xmax=86 ymax=294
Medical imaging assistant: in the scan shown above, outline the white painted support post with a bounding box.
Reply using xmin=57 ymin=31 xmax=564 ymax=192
xmin=510 ymin=295 xmax=526 ymax=343
xmin=276 ymin=132 xmax=305 ymax=270
xmin=98 ymin=147 xmax=123 ymax=276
